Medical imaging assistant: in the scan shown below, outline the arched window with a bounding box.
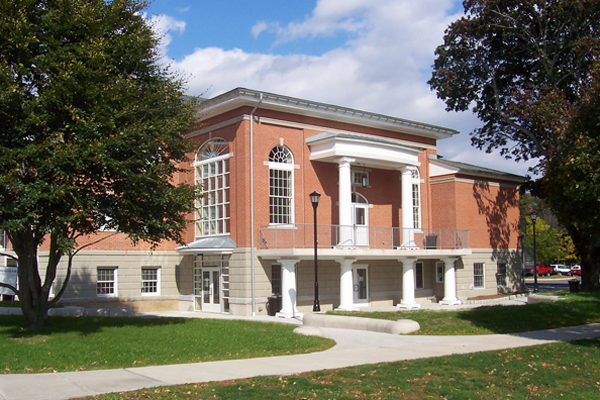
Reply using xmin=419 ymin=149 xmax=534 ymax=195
xmin=268 ymin=145 xmax=294 ymax=224
xmin=411 ymin=168 xmax=421 ymax=229
xmin=195 ymin=138 xmax=230 ymax=236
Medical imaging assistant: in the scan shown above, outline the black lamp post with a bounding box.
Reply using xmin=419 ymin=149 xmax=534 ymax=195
xmin=310 ymin=191 xmax=321 ymax=312
xmin=531 ymin=211 xmax=538 ymax=293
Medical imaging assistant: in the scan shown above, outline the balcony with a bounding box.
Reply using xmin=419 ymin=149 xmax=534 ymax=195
xmin=258 ymin=224 xmax=469 ymax=256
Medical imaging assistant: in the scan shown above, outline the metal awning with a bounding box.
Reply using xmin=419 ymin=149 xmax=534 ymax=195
xmin=176 ymin=236 xmax=237 ymax=254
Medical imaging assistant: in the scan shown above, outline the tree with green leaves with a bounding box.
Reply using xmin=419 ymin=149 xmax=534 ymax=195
xmin=0 ymin=0 xmax=198 ymax=330
xmin=429 ymin=0 xmax=600 ymax=290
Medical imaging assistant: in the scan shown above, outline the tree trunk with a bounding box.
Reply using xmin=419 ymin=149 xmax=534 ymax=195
xmin=566 ymin=224 xmax=600 ymax=291
xmin=10 ymin=230 xmax=52 ymax=330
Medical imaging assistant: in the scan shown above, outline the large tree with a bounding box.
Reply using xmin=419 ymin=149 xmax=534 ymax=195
xmin=0 ymin=0 xmax=198 ymax=329
xmin=429 ymin=0 xmax=600 ymax=290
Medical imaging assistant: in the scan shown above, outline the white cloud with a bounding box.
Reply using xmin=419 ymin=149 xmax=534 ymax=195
xmin=165 ymin=0 xmax=533 ymax=176
xmin=146 ymin=14 xmax=186 ymax=57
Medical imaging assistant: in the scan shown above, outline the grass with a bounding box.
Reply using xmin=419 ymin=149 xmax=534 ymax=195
xmin=330 ymin=291 xmax=600 ymax=335
xmin=0 ymin=316 xmax=334 ymax=374
xmin=83 ymin=338 xmax=600 ymax=399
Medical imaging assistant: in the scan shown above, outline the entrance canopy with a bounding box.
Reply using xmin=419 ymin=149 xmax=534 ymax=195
xmin=176 ymin=236 xmax=237 ymax=254
xmin=306 ymin=132 xmax=422 ymax=169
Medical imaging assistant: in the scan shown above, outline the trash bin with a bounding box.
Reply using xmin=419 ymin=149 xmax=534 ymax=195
xmin=568 ymin=279 xmax=580 ymax=293
xmin=267 ymin=295 xmax=281 ymax=316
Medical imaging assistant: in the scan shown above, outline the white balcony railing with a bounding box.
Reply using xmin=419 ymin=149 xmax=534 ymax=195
xmin=258 ymin=224 xmax=469 ymax=250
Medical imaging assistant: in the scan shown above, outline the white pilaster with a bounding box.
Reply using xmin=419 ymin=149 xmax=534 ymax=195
xmin=397 ymin=260 xmax=420 ymax=309
xmin=338 ymin=157 xmax=355 ymax=247
xmin=439 ymin=258 xmax=461 ymax=305
xmin=336 ymin=258 xmax=357 ymax=311
xmin=276 ymin=259 xmax=302 ymax=318
xmin=400 ymin=166 xmax=414 ymax=248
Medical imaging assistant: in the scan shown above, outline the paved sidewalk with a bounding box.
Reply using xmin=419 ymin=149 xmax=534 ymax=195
xmin=1 ymin=314 xmax=599 ymax=400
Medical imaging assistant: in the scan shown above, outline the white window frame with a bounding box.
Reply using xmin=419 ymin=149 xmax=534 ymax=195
xmin=436 ymin=261 xmax=444 ymax=283
xmin=411 ymin=168 xmax=421 ymax=229
xmin=415 ymin=262 xmax=424 ymax=289
xmin=474 ymin=262 xmax=485 ymax=289
xmin=268 ymin=145 xmax=294 ymax=225
xmin=352 ymin=170 xmax=369 ymax=187
xmin=497 ymin=263 xmax=507 ymax=287
xmin=141 ymin=267 xmax=160 ymax=296
xmin=194 ymin=138 xmax=231 ymax=237
xmin=97 ymin=267 xmax=117 ymax=297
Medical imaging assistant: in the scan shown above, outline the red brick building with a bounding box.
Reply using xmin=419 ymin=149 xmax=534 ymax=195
xmin=38 ymin=88 xmax=525 ymax=316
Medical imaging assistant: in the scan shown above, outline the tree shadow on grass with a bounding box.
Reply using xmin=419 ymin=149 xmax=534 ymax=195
xmin=0 ymin=314 xmax=187 ymax=338
xmin=454 ymin=292 xmax=600 ymax=335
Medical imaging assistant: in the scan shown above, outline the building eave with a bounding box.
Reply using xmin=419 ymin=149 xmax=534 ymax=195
xmin=196 ymin=88 xmax=459 ymax=141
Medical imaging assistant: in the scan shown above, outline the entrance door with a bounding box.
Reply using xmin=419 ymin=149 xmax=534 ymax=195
xmin=196 ymin=267 xmax=221 ymax=313
xmin=353 ymin=266 xmax=369 ymax=306
xmin=351 ymin=193 xmax=369 ymax=247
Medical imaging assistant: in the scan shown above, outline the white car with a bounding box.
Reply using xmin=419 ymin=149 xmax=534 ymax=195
xmin=551 ymin=264 xmax=571 ymax=275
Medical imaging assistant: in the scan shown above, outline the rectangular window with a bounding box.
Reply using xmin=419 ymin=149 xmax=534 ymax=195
xmin=142 ymin=268 xmax=160 ymax=295
xmin=269 ymin=169 xmax=293 ymax=224
xmin=196 ymin=157 xmax=230 ymax=236
xmin=497 ymin=263 xmax=507 ymax=287
xmin=474 ymin=263 xmax=485 ymax=288
xmin=415 ymin=262 xmax=424 ymax=289
xmin=436 ymin=261 xmax=444 ymax=283
xmin=271 ymin=265 xmax=282 ymax=297
xmin=412 ymin=183 xmax=421 ymax=229
xmin=353 ymin=171 xmax=369 ymax=187
xmin=97 ymin=267 xmax=117 ymax=296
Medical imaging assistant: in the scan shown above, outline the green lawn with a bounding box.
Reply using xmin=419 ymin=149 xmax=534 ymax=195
xmin=84 ymin=338 xmax=600 ymax=399
xmin=0 ymin=316 xmax=333 ymax=374
xmin=331 ymin=291 xmax=600 ymax=335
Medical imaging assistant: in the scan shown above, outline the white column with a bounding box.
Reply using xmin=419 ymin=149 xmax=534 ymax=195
xmin=439 ymin=258 xmax=461 ymax=305
xmin=397 ymin=260 xmax=420 ymax=309
xmin=400 ymin=167 xmax=414 ymax=248
xmin=276 ymin=259 xmax=302 ymax=318
xmin=338 ymin=157 xmax=355 ymax=247
xmin=336 ymin=258 xmax=357 ymax=311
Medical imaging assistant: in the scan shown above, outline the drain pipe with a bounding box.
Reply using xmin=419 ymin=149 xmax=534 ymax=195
xmin=250 ymin=93 xmax=263 ymax=316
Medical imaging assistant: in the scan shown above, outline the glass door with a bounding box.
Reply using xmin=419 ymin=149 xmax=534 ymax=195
xmin=353 ymin=266 xmax=369 ymax=306
xmin=195 ymin=266 xmax=221 ymax=313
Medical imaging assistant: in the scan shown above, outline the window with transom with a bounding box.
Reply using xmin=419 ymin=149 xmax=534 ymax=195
xmin=269 ymin=145 xmax=294 ymax=224
xmin=195 ymin=138 xmax=230 ymax=236
xmin=411 ymin=168 xmax=421 ymax=229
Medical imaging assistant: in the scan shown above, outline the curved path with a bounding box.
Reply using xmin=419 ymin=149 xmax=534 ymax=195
xmin=1 ymin=313 xmax=600 ymax=400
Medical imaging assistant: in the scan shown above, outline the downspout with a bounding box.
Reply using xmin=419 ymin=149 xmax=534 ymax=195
xmin=250 ymin=93 xmax=263 ymax=316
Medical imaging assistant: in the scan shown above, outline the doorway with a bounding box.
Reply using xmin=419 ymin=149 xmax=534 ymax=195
xmin=353 ymin=265 xmax=369 ymax=306
xmin=351 ymin=192 xmax=369 ymax=247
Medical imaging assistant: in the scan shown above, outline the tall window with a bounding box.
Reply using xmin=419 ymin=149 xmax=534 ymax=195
xmin=411 ymin=168 xmax=421 ymax=229
xmin=97 ymin=267 xmax=117 ymax=296
xmin=269 ymin=145 xmax=294 ymax=224
xmin=474 ymin=262 xmax=485 ymax=288
xmin=195 ymin=138 xmax=230 ymax=236
xmin=415 ymin=262 xmax=424 ymax=289
xmin=496 ymin=263 xmax=507 ymax=287
xmin=436 ymin=261 xmax=445 ymax=283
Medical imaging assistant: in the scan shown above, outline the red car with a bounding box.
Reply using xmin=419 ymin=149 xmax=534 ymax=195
xmin=524 ymin=262 xmax=552 ymax=277
xmin=570 ymin=265 xmax=581 ymax=276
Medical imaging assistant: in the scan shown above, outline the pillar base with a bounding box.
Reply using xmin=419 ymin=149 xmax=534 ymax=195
xmin=439 ymin=299 xmax=462 ymax=306
xmin=276 ymin=311 xmax=303 ymax=319
xmin=397 ymin=302 xmax=421 ymax=310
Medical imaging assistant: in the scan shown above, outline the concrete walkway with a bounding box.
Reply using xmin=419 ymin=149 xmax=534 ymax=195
xmin=3 ymin=298 xmax=600 ymax=400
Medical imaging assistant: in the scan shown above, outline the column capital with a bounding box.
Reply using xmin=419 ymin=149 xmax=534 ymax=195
xmin=337 ymin=157 xmax=356 ymax=166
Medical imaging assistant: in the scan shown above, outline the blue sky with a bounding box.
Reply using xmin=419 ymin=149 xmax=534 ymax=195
xmin=144 ymin=0 xmax=534 ymax=176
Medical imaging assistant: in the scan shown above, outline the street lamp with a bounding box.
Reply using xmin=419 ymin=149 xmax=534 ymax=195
xmin=531 ymin=211 xmax=538 ymax=293
xmin=310 ymin=191 xmax=321 ymax=312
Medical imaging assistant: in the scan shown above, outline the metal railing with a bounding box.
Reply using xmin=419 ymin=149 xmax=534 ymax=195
xmin=258 ymin=224 xmax=469 ymax=250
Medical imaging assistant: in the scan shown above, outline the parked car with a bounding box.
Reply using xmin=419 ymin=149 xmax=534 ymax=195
xmin=552 ymin=264 xmax=571 ymax=275
xmin=570 ymin=265 xmax=581 ymax=276
xmin=524 ymin=262 xmax=552 ymax=276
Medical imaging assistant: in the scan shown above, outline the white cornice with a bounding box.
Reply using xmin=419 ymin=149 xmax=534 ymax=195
xmin=196 ymin=88 xmax=458 ymax=141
